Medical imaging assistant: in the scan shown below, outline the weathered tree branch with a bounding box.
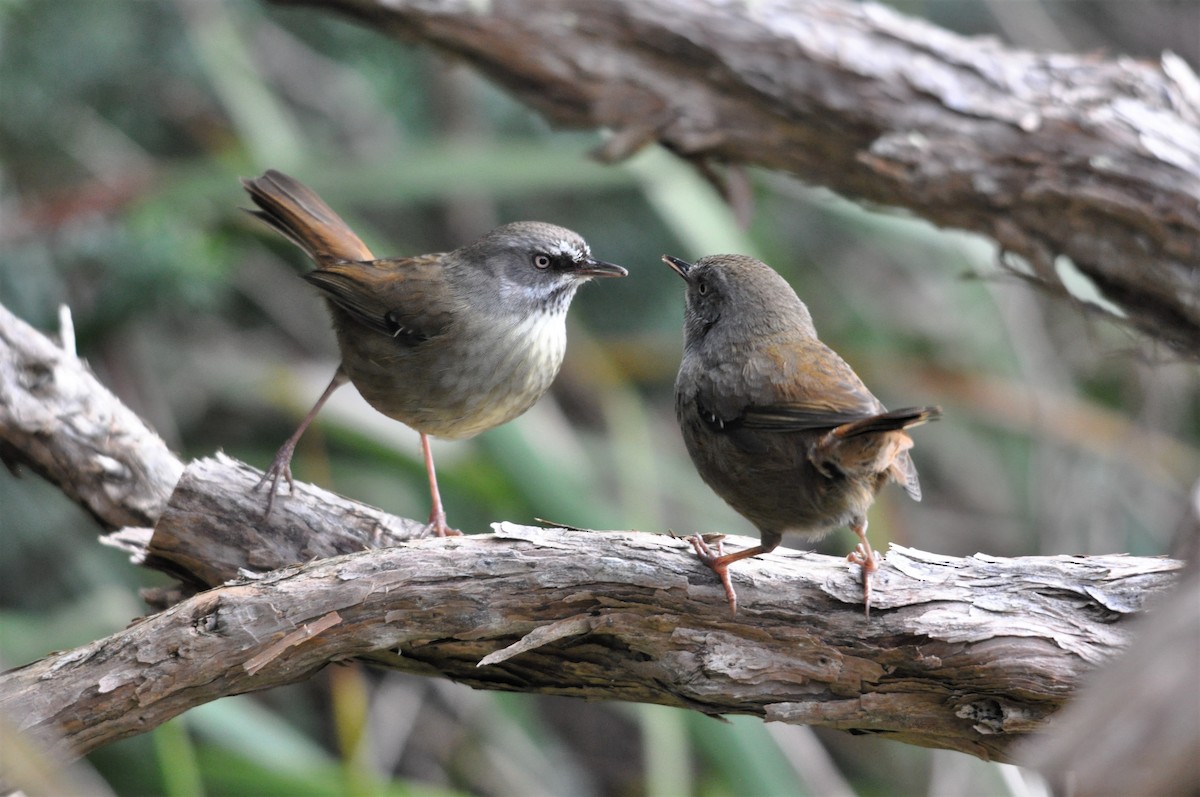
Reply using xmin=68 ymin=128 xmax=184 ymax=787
xmin=1018 ymin=556 xmax=1200 ymax=797
xmin=0 ymin=304 xmax=182 ymax=529
xmin=277 ymin=0 xmax=1200 ymax=355
xmin=139 ymin=454 xmax=426 ymax=590
xmin=3 ymin=454 xmax=1183 ymax=762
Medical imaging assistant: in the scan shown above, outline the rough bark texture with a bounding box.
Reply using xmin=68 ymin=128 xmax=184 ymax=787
xmin=142 ymin=453 xmax=426 ymax=589
xmin=0 ymin=304 xmax=182 ymax=529
xmin=273 ymin=0 xmax=1200 ymax=356
xmin=3 ymin=454 xmax=1183 ymax=762
xmin=1018 ymin=558 xmax=1200 ymax=797
xmin=0 ymin=303 xmax=1189 ymax=770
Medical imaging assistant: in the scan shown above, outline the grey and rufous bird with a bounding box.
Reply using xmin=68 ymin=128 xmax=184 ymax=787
xmin=664 ymin=253 xmax=940 ymax=616
xmin=242 ymin=169 xmax=627 ymax=534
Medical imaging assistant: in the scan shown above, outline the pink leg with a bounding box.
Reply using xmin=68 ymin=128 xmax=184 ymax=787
xmin=845 ymin=518 xmax=881 ymax=619
xmin=420 ymin=432 xmax=461 ymax=537
xmin=688 ymin=535 xmax=777 ymax=616
xmin=255 ymin=369 xmax=347 ymax=518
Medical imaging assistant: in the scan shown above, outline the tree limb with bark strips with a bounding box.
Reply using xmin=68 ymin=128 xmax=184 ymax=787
xmin=276 ymin=0 xmax=1200 ymax=358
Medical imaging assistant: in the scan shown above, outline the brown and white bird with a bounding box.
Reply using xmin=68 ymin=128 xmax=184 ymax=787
xmin=664 ymin=253 xmax=940 ymax=615
xmin=242 ymin=170 xmax=626 ymax=534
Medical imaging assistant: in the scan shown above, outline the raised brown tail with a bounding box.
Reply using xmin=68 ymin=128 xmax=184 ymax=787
xmin=826 ymin=405 xmax=941 ymax=502
xmin=831 ymin=406 xmax=942 ymax=439
xmin=241 ymin=170 xmax=374 ymax=263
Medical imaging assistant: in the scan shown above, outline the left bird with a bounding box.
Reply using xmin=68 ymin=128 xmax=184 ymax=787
xmin=241 ymin=169 xmax=627 ymax=533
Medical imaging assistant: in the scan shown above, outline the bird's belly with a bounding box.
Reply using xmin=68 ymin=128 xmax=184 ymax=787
xmin=685 ymin=425 xmax=877 ymax=538
xmin=338 ymin=312 xmax=567 ymax=439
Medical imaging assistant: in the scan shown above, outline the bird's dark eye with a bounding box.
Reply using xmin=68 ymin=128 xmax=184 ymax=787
xmin=697 ymin=281 xmax=708 ymax=295
xmin=533 ymin=254 xmax=552 ymax=269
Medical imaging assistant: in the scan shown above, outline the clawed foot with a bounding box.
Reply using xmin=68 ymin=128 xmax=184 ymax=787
xmin=687 ymin=534 xmax=739 ymax=616
xmin=847 ymin=543 xmax=881 ymax=619
xmin=253 ymin=443 xmax=297 ymax=519
xmin=422 ymin=507 xmax=463 ymax=539
xmin=687 ymin=533 xmax=727 ymax=561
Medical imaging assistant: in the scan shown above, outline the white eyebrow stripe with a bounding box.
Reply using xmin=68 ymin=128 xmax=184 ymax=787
xmin=545 ymin=239 xmax=590 ymax=260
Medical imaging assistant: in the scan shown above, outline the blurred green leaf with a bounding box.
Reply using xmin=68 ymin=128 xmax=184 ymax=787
xmin=690 ymin=714 xmax=811 ymax=797
xmin=187 ymin=697 xmax=334 ymax=771
xmin=154 ymin=719 xmax=205 ymax=797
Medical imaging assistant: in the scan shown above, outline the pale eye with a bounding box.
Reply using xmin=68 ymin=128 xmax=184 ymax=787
xmin=533 ymin=254 xmax=552 ymax=269
xmin=697 ymin=281 xmax=708 ymax=295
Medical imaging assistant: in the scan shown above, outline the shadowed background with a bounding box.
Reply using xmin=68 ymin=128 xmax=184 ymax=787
xmin=1 ymin=0 xmax=1197 ymax=795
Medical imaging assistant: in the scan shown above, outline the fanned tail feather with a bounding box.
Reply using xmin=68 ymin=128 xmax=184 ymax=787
xmin=831 ymin=406 xmax=942 ymax=439
xmin=242 ymin=170 xmax=373 ymax=263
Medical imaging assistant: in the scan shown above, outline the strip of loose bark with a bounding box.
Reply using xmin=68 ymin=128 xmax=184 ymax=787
xmin=243 ymin=611 xmax=344 ymax=675
xmin=1 ymin=516 xmax=1181 ymax=763
xmin=275 ymin=0 xmax=1200 ymax=355
xmin=0 ymin=303 xmax=182 ymax=529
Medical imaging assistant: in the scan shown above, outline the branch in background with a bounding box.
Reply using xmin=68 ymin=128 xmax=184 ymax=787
xmin=281 ymin=0 xmax=1200 ymax=356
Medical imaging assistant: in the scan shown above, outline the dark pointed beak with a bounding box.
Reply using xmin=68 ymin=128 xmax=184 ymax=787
xmin=662 ymin=255 xmax=693 ymax=279
xmin=575 ymin=258 xmax=628 ymax=279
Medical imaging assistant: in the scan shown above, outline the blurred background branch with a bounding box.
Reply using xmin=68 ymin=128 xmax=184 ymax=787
xmin=2 ymin=0 xmax=1197 ymax=794
xmin=279 ymin=0 xmax=1200 ymax=358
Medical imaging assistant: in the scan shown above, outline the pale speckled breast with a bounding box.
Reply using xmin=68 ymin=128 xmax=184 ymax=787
xmin=335 ymin=307 xmax=568 ymax=440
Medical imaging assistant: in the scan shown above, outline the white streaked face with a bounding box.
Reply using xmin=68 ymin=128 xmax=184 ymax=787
xmin=464 ymin=222 xmax=600 ymax=312
xmin=543 ymin=237 xmax=591 ymax=262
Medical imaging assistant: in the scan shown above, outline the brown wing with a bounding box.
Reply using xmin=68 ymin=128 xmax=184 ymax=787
xmin=733 ymin=338 xmax=885 ymax=429
xmin=684 ymin=337 xmax=879 ymax=458
xmin=692 ymin=336 xmax=939 ymax=501
xmin=303 ymin=252 xmax=457 ymax=344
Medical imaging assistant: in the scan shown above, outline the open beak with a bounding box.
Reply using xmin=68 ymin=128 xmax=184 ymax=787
xmin=575 ymin=258 xmax=628 ymax=279
xmin=662 ymin=255 xmax=693 ymax=279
